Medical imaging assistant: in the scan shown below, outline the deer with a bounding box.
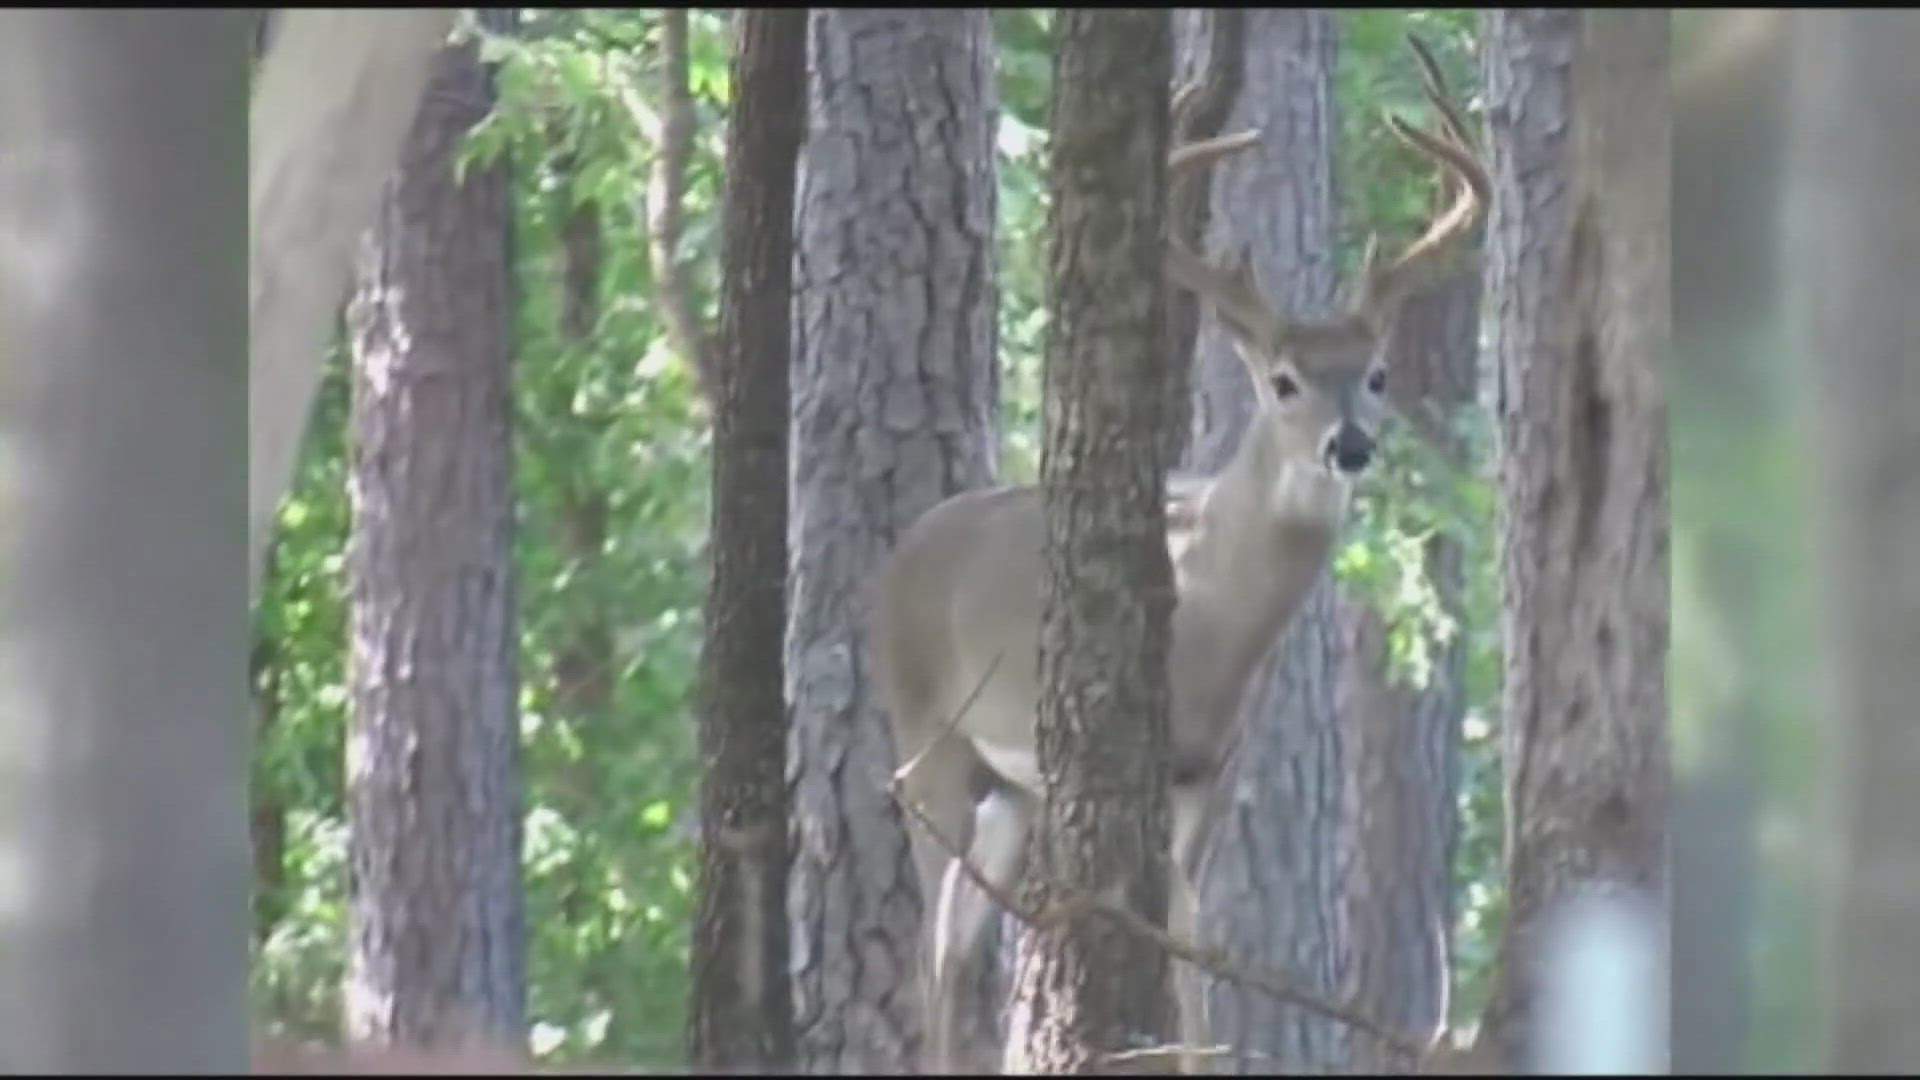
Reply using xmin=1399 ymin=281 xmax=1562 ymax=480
xmin=869 ymin=36 xmax=1488 ymax=1074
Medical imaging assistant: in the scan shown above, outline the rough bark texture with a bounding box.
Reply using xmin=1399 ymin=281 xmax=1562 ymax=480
xmin=1171 ymin=11 xmax=1355 ymax=1072
xmin=1003 ymin=11 xmax=1177 ymax=1073
xmin=688 ymin=9 xmax=807 ymax=1072
xmin=0 ymin=11 xmax=250 ymax=1070
xmin=1479 ymin=10 xmax=1671 ymax=1070
xmin=787 ymin=9 xmax=1001 ymax=1073
xmin=1336 ymin=273 xmax=1478 ymax=1072
xmin=1786 ymin=13 xmax=1920 ymax=1071
xmin=250 ymin=9 xmax=454 ymax=599
xmin=342 ymin=28 xmax=526 ymax=1049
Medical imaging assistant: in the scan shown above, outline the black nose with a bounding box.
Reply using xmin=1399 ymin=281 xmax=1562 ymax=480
xmin=1324 ymin=425 xmax=1374 ymax=474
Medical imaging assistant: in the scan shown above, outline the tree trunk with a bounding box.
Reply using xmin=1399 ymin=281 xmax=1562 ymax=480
xmin=250 ymin=9 xmax=454 ymax=599
xmin=1171 ymin=11 xmax=1355 ymax=1072
xmin=687 ymin=9 xmax=806 ymax=1072
xmin=1003 ymin=10 xmax=1177 ymax=1072
xmin=342 ymin=26 xmax=526 ymax=1050
xmin=1785 ymin=12 xmax=1920 ymax=1071
xmin=787 ymin=9 xmax=1000 ymax=1073
xmin=1336 ymin=272 xmax=1478 ymax=1072
xmin=1478 ymin=10 xmax=1671 ymax=1070
xmin=0 ymin=11 xmax=250 ymax=1070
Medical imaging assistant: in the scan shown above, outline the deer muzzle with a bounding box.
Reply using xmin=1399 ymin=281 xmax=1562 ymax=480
xmin=1324 ymin=423 xmax=1376 ymax=475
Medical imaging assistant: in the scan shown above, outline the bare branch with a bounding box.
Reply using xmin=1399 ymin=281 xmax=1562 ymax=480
xmin=619 ymin=8 xmax=716 ymax=400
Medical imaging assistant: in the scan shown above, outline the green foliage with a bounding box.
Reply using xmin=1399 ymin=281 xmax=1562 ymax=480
xmin=993 ymin=10 xmax=1052 ymax=484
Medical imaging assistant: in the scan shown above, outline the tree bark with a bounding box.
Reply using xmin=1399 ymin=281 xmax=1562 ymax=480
xmin=687 ymin=9 xmax=806 ymax=1072
xmin=250 ymin=9 xmax=454 ymax=600
xmin=1003 ymin=10 xmax=1177 ymax=1072
xmin=1171 ymin=11 xmax=1356 ymax=1072
xmin=1478 ymin=10 xmax=1671 ymax=1070
xmin=1785 ymin=12 xmax=1920 ymax=1071
xmin=0 ymin=11 xmax=250 ymax=1070
xmin=341 ymin=25 xmax=526 ymax=1051
xmin=787 ymin=9 xmax=1001 ymax=1073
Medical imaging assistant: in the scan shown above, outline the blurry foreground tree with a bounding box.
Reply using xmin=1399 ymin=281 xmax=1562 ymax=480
xmin=251 ymin=9 xmax=454 ymax=597
xmin=0 ymin=10 xmax=249 ymax=1071
xmin=1787 ymin=10 xmax=1920 ymax=1072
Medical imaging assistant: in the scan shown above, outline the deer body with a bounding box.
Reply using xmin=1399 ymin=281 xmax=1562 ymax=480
xmin=871 ymin=36 xmax=1486 ymax=1073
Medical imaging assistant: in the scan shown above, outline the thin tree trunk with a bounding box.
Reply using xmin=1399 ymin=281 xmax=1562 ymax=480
xmin=1786 ymin=11 xmax=1920 ymax=1071
xmin=342 ymin=25 xmax=526 ymax=1050
xmin=1004 ymin=10 xmax=1177 ymax=1072
xmin=250 ymin=9 xmax=453 ymax=599
xmin=687 ymin=9 xmax=807 ymax=1072
xmin=0 ymin=10 xmax=250 ymax=1070
xmin=787 ymin=9 xmax=1000 ymax=1073
xmin=1172 ymin=11 xmax=1354 ymax=1072
xmin=1478 ymin=9 xmax=1671 ymax=1070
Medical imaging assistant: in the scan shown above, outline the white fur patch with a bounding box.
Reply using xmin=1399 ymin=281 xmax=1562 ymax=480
xmin=1272 ymin=460 xmax=1350 ymax=521
xmin=972 ymin=737 xmax=1044 ymax=793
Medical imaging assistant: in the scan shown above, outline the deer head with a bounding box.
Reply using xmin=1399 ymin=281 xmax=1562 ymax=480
xmin=1166 ymin=34 xmax=1488 ymax=482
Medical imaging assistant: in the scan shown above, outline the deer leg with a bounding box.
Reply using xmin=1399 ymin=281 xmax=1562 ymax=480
xmin=1170 ymin=782 xmax=1216 ymax=1073
xmin=930 ymin=780 xmax=1032 ymax=1073
xmin=895 ymin=731 xmax=984 ymax=1072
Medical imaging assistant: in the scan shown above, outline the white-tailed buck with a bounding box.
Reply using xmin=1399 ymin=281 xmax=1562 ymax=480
xmin=871 ymin=36 xmax=1487 ymax=1073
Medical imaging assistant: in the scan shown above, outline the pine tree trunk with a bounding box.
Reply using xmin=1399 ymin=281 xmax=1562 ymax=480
xmin=1478 ymin=9 xmax=1671 ymax=1069
xmin=342 ymin=26 xmax=526 ymax=1049
xmin=1004 ymin=10 xmax=1178 ymax=1072
xmin=1170 ymin=11 xmax=1358 ymax=1072
xmin=687 ymin=9 xmax=807 ymax=1071
xmin=787 ymin=9 xmax=1001 ymax=1072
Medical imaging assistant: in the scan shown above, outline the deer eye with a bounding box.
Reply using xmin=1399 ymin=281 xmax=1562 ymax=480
xmin=1365 ymin=367 xmax=1387 ymax=395
xmin=1271 ymin=371 xmax=1300 ymax=400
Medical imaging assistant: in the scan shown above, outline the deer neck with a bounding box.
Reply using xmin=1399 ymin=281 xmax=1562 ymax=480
xmin=1169 ymin=415 xmax=1346 ymax=726
xmin=1192 ymin=412 xmax=1347 ymax=568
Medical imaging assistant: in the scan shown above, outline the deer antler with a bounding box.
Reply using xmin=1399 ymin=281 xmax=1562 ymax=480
xmin=1357 ymin=34 xmax=1491 ymax=318
xmin=1165 ymin=76 xmax=1276 ymax=346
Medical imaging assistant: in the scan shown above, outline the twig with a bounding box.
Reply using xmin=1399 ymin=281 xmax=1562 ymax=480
xmin=618 ymin=8 xmax=715 ymax=401
xmin=1098 ymin=1042 xmax=1232 ymax=1067
xmin=890 ymin=650 xmax=1004 ymax=790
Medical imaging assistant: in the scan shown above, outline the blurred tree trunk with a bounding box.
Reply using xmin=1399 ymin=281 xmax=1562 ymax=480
xmin=0 ymin=11 xmax=249 ymax=1071
xmin=787 ymin=9 xmax=1001 ymax=1073
xmin=250 ymin=9 xmax=453 ymax=598
xmin=687 ymin=9 xmax=806 ymax=1071
xmin=1670 ymin=12 xmax=1788 ymax=1070
xmin=1786 ymin=11 xmax=1920 ymax=1072
xmin=342 ymin=22 xmax=526 ymax=1049
xmin=1477 ymin=9 xmax=1671 ymax=1070
xmin=1170 ymin=11 xmax=1358 ymax=1072
xmin=1003 ymin=10 xmax=1177 ymax=1072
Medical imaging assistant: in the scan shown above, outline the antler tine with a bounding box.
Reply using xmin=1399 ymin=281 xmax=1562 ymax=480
xmin=1359 ymin=35 xmax=1491 ymax=318
xmin=1164 ymin=74 xmax=1275 ymax=344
